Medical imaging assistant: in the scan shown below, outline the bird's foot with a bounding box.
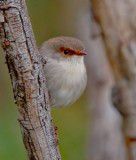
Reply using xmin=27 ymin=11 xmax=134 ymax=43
xmin=39 ymin=55 xmax=48 ymax=66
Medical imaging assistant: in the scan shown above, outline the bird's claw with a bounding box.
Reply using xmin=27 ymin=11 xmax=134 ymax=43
xmin=39 ymin=55 xmax=48 ymax=66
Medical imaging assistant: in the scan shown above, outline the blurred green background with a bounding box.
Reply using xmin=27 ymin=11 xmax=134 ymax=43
xmin=0 ymin=0 xmax=89 ymax=159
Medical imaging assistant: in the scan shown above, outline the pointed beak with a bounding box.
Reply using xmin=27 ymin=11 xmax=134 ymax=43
xmin=75 ymin=51 xmax=87 ymax=56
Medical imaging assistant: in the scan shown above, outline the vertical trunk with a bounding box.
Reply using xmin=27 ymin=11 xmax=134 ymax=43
xmin=91 ymin=0 xmax=136 ymax=159
xmin=0 ymin=1 xmax=61 ymax=160
xmin=77 ymin=5 xmax=127 ymax=160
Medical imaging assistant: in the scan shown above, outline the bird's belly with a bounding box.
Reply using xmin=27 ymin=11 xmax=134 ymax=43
xmin=48 ymin=74 xmax=87 ymax=108
xmin=45 ymin=57 xmax=87 ymax=108
xmin=50 ymin=87 xmax=83 ymax=108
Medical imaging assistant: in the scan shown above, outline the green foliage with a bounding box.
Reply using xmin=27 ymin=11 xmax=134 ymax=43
xmin=52 ymin=95 xmax=88 ymax=160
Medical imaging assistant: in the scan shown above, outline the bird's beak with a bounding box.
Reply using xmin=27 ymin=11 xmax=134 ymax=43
xmin=75 ymin=51 xmax=87 ymax=56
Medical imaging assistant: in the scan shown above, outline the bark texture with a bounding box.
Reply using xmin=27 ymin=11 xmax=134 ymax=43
xmin=0 ymin=1 xmax=61 ymax=160
xmin=77 ymin=9 xmax=127 ymax=160
xmin=91 ymin=0 xmax=136 ymax=160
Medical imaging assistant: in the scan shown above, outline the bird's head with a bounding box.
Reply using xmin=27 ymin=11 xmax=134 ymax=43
xmin=41 ymin=36 xmax=87 ymax=61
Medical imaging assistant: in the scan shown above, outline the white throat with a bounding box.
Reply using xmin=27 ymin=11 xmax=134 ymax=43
xmin=59 ymin=56 xmax=85 ymax=77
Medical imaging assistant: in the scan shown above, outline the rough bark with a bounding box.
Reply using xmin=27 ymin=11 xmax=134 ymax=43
xmin=0 ymin=0 xmax=61 ymax=160
xmin=77 ymin=9 xmax=127 ymax=160
xmin=91 ymin=0 xmax=136 ymax=160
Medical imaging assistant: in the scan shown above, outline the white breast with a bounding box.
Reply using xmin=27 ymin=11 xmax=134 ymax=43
xmin=45 ymin=56 xmax=87 ymax=108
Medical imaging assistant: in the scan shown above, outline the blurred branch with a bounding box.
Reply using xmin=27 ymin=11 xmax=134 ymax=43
xmin=91 ymin=0 xmax=136 ymax=159
xmin=0 ymin=0 xmax=61 ymax=160
xmin=77 ymin=9 xmax=127 ymax=160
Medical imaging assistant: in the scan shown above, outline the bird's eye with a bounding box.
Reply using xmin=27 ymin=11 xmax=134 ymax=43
xmin=60 ymin=47 xmax=74 ymax=56
xmin=64 ymin=50 xmax=69 ymax=55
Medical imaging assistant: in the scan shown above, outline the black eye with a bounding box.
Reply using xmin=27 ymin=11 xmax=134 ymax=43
xmin=64 ymin=50 xmax=69 ymax=55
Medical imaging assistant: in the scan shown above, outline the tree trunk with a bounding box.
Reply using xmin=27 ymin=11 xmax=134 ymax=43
xmin=0 ymin=1 xmax=61 ymax=160
xmin=91 ymin=0 xmax=136 ymax=160
xmin=77 ymin=8 xmax=127 ymax=160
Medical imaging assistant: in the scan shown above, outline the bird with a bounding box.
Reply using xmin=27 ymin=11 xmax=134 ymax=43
xmin=39 ymin=36 xmax=87 ymax=108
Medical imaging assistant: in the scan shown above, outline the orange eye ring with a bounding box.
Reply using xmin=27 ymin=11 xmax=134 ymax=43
xmin=60 ymin=47 xmax=75 ymax=57
xmin=59 ymin=47 xmax=87 ymax=56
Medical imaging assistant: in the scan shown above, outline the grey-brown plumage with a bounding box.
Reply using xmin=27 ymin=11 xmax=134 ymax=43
xmin=39 ymin=36 xmax=87 ymax=108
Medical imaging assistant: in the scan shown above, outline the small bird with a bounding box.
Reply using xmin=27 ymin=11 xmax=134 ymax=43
xmin=39 ymin=36 xmax=87 ymax=108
